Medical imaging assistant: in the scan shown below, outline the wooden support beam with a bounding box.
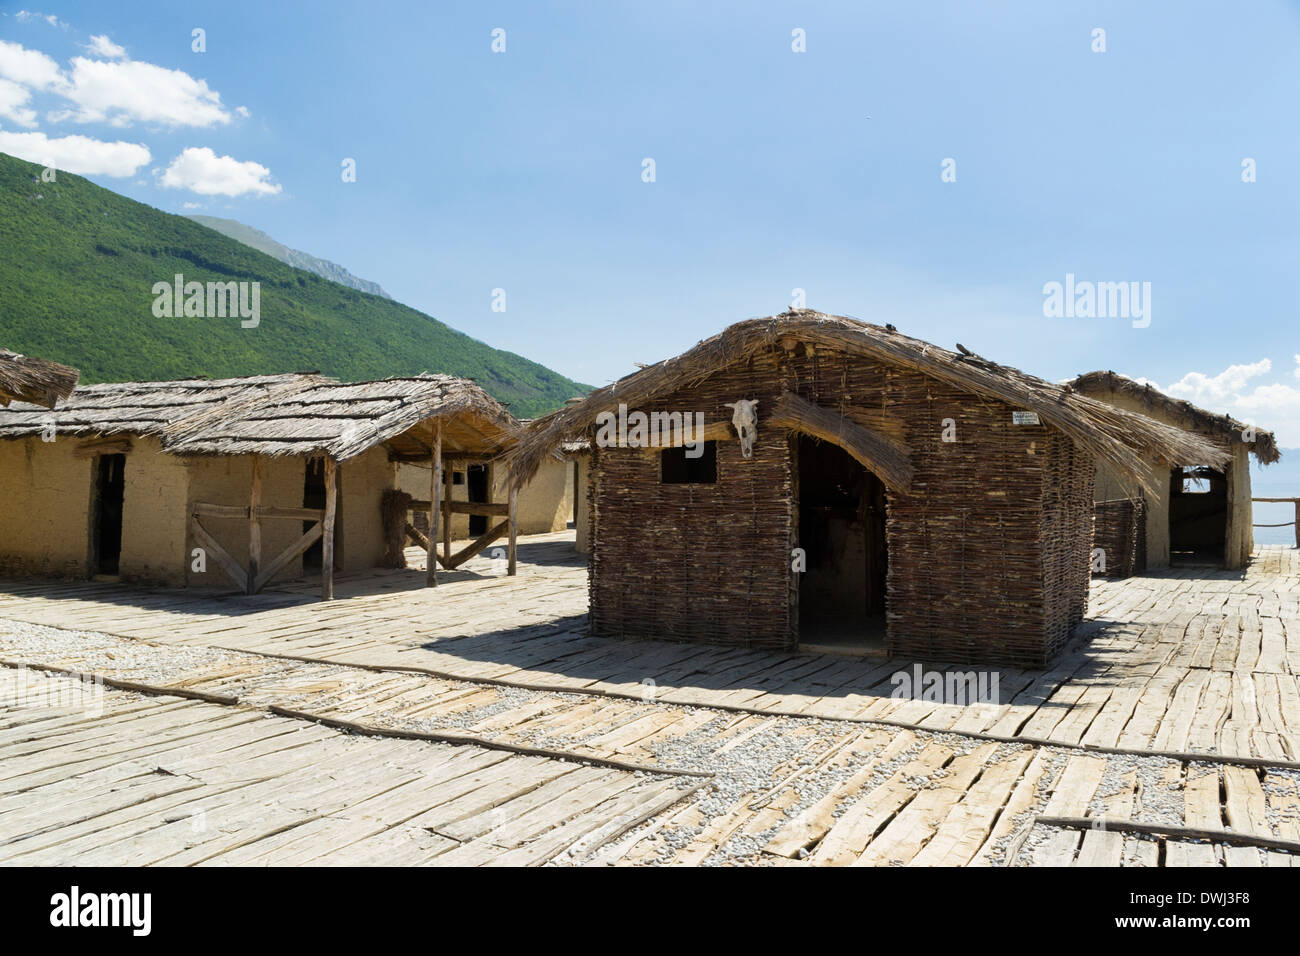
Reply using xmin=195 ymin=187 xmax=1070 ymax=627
xmin=427 ymin=422 xmax=441 ymax=587
xmin=442 ymin=465 xmax=452 ymax=571
xmin=193 ymin=502 xmax=250 ymax=519
xmin=255 ymin=505 xmax=325 ymax=521
xmin=254 ymin=522 xmax=323 ymax=593
xmin=247 ymin=455 xmax=262 ymax=595
xmin=188 ymin=515 xmax=247 ymax=591
xmin=407 ymin=499 xmax=508 ymax=517
xmin=446 ymin=519 xmax=509 ymax=570
xmin=73 ymin=437 xmax=133 ymax=458
xmin=322 ymin=457 xmax=337 ymax=601
xmin=508 ymin=486 xmax=518 ymax=576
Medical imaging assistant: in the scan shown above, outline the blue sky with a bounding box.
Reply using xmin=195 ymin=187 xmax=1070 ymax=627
xmin=2 ymin=1 xmax=1298 ymax=447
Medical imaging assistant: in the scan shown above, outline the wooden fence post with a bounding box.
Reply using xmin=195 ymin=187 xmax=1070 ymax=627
xmin=322 ymin=457 xmax=337 ymax=600
xmin=427 ymin=422 xmax=441 ymax=587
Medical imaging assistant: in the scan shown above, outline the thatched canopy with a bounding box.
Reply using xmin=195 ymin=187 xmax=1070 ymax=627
xmin=0 ymin=348 xmax=78 ymax=408
xmin=507 ymin=310 xmax=1231 ymax=497
xmin=0 ymin=372 xmax=518 ymax=462
xmin=1069 ymin=370 xmax=1280 ymax=465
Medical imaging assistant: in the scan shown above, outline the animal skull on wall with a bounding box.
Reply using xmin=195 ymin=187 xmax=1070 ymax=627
xmin=724 ymin=399 xmax=759 ymax=459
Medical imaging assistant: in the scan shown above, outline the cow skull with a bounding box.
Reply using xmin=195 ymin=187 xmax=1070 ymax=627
xmin=724 ymin=399 xmax=759 ymax=459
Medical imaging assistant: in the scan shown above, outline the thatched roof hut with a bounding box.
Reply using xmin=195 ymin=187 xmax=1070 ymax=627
xmin=508 ymin=310 xmax=1230 ymax=668
xmin=1069 ymin=370 xmax=1279 ymax=464
xmin=510 ymin=313 xmax=1227 ymax=495
xmin=0 ymin=372 xmax=521 ymax=599
xmin=0 ymin=348 xmax=78 ymax=408
xmin=1069 ymin=370 xmax=1278 ymax=571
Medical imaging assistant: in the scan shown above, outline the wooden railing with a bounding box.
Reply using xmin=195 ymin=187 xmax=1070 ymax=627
xmin=1253 ymin=497 xmax=1300 ymax=548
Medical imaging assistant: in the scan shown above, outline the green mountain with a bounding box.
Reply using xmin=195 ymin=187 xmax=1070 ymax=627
xmin=0 ymin=152 xmax=588 ymax=418
xmin=187 ymin=214 xmax=393 ymax=299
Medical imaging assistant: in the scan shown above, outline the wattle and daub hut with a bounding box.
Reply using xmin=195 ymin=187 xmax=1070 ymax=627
xmin=1070 ymin=371 xmax=1279 ymax=572
xmin=0 ymin=372 xmax=521 ymax=598
xmin=508 ymin=311 xmax=1229 ymax=668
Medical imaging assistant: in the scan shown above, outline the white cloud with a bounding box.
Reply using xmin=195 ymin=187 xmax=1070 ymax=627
xmin=0 ymin=38 xmax=64 ymax=90
xmin=0 ymin=77 xmax=39 ymax=127
xmin=1163 ymin=359 xmax=1272 ymax=406
xmin=0 ymin=129 xmax=151 ymax=176
xmin=0 ymin=38 xmax=236 ymax=129
xmin=15 ymin=11 xmax=67 ymax=29
xmin=85 ymin=35 xmax=126 ymax=59
xmin=159 ymin=146 xmax=280 ymax=197
xmin=56 ymin=57 xmax=231 ymax=127
xmin=1153 ymin=358 xmax=1300 ymax=448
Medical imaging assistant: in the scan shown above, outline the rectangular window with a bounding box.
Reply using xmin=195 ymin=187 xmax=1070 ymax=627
xmin=452 ymin=471 xmax=465 ymax=486
xmin=661 ymin=441 xmax=717 ymax=484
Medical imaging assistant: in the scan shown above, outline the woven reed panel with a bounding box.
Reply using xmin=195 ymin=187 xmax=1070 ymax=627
xmin=1093 ymin=497 xmax=1145 ymax=579
xmin=588 ymin=355 xmax=795 ymax=649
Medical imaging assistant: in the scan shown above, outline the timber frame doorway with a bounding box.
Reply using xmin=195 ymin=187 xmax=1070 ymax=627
xmin=795 ymin=435 xmax=888 ymax=653
xmin=1169 ymin=464 xmax=1228 ymax=566
xmin=90 ymin=453 xmax=125 ymax=577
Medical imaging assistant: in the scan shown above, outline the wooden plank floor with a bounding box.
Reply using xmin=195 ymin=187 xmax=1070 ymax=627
xmin=0 ymin=669 xmax=697 ymax=866
xmin=0 ymin=535 xmax=1295 ymax=762
xmin=1 ymin=536 xmax=1298 ymax=865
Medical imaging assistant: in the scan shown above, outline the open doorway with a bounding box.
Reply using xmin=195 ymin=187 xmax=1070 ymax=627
xmin=467 ymin=464 xmax=489 ymax=536
xmin=797 ymin=436 xmax=887 ymax=652
xmin=302 ymin=458 xmax=329 ymax=572
xmin=1169 ymin=465 xmax=1227 ymax=566
xmin=91 ymin=453 xmax=125 ymax=576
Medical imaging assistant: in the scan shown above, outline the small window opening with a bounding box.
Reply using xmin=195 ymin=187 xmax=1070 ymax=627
xmin=452 ymin=471 xmax=465 ymax=486
xmin=661 ymin=441 xmax=717 ymax=484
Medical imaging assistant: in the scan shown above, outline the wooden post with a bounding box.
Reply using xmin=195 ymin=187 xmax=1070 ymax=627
xmin=427 ymin=423 xmax=441 ymax=587
xmin=442 ymin=464 xmax=452 ymax=570
xmin=507 ymin=485 xmax=518 ymax=576
xmin=322 ymin=457 xmax=337 ymax=600
xmin=247 ymin=455 xmax=262 ymax=595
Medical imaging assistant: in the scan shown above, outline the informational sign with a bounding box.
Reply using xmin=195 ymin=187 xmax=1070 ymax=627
xmin=1012 ymin=411 xmax=1041 ymax=425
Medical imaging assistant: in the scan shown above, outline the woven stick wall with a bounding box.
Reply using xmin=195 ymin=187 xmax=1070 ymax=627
xmin=589 ymin=352 xmax=794 ymax=649
xmin=586 ymin=341 xmax=1097 ymax=666
xmin=1093 ymin=497 xmax=1146 ymax=579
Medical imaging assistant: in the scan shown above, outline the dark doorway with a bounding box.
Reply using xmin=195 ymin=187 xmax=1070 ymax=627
xmin=1169 ymin=465 xmax=1227 ymax=566
xmin=303 ymin=458 xmax=326 ymax=571
xmin=797 ymin=436 xmax=887 ymax=651
xmin=570 ymin=460 xmax=579 ymax=528
xmin=468 ymin=464 xmax=490 ymax=536
xmin=91 ymin=453 xmax=125 ymax=576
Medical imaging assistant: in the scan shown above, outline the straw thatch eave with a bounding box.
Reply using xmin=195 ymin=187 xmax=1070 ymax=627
xmin=0 ymin=349 xmax=79 ymax=408
xmin=158 ymin=374 xmax=518 ymax=462
xmin=0 ymin=371 xmax=519 ymax=464
xmin=506 ymin=311 xmax=1231 ymax=498
xmin=1069 ymin=370 xmax=1280 ymax=465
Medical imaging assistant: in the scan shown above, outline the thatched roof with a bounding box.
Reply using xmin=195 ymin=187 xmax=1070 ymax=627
xmin=506 ymin=310 xmax=1231 ymax=497
xmin=1069 ymin=370 xmax=1280 ymax=465
xmin=0 ymin=349 xmax=79 ymax=408
xmin=0 ymin=372 xmax=518 ymax=462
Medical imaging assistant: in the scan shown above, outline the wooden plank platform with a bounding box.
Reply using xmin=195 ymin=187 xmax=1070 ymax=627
xmin=0 ymin=669 xmax=696 ymax=866
xmin=1 ymin=535 xmax=1298 ymax=866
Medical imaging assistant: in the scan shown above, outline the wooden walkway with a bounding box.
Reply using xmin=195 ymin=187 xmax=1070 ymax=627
xmin=0 ymin=668 xmax=696 ymax=866
xmin=0 ymin=535 xmax=1296 ymax=761
xmin=1 ymin=533 xmax=1298 ymax=866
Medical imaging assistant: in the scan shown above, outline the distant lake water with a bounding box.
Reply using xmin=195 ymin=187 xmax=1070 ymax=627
xmin=1252 ymin=452 xmax=1299 ymax=547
